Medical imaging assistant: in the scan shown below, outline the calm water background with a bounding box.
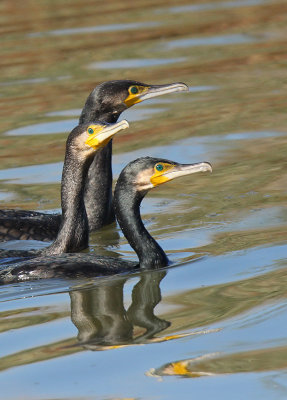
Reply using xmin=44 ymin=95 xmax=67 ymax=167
xmin=1 ymin=0 xmax=287 ymax=398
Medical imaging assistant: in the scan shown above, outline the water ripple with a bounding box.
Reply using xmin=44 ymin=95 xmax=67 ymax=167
xmin=1 ymin=131 xmax=283 ymax=186
xmin=4 ymin=119 xmax=78 ymax=137
xmin=0 ymin=76 xmax=70 ymax=87
xmin=0 ymin=192 xmax=14 ymax=201
xmin=4 ymin=107 xmax=167 ymax=137
xmin=87 ymin=57 xmax=185 ymax=70
xmin=165 ymin=33 xmax=266 ymax=50
xmin=0 ymin=162 xmax=63 ymax=184
xmin=28 ymin=22 xmax=160 ymax=38
xmin=157 ymin=0 xmax=275 ymax=14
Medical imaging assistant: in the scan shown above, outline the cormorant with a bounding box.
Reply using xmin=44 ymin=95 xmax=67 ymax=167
xmin=0 ymin=157 xmax=212 ymax=284
xmin=0 ymin=119 xmax=129 ymax=259
xmin=0 ymin=80 xmax=188 ymax=242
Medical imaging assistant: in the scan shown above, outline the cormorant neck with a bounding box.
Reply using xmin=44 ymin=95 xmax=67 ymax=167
xmin=43 ymin=150 xmax=92 ymax=255
xmin=79 ymin=100 xmax=119 ymax=125
xmin=83 ymin=140 xmax=114 ymax=230
xmin=114 ymin=185 xmax=168 ymax=269
xmin=80 ymin=100 xmax=120 ymax=230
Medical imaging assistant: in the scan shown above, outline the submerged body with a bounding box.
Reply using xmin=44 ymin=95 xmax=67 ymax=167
xmin=0 ymin=80 xmax=188 ymax=242
xmin=0 ymin=157 xmax=212 ymax=284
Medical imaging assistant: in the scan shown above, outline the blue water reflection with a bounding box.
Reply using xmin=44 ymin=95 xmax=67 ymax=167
xmin=159 ymin=0 xmax=274 ymax=14
xmin=165 ymin=33 xmax=265 ymax=50
xmin=1 ymin=131 xmax=284 ymax=184
xmin=88 ymin=58 xmax=186 ymax=70
xmin=28 ymin=22 xmax=160 ymax=38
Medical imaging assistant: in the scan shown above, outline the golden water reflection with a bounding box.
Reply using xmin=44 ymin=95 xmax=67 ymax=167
xmin=148 ymin=346 xmax=287 ymax=378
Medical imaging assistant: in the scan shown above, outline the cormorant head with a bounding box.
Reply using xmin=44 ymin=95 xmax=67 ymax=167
xmin=117 ymin=156 xmax=212 ymax=195
xmin=66 ymin=120 xmax=129 ymax=158
xmin=80 ymin=80 xmax=189 ymax=123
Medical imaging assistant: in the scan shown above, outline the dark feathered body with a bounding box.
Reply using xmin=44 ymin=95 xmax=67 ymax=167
xmin=42 ymin=131 xmax=93 ymax=255
xmin=0 ymin=157 xmax=189 ymax=284
xmin=0 ymin=254 xmax=137 ymax=284
xmin=0 ymin=123 xmax=113 ymax=259
xmin=79 ymin=80 xmax=144 ymax=228
xmin=0 ymin=209 xmax=60 ymax=241
xmin=0 ymin=81 xmax=139 ymax=242
xmin=0 ymin=80 xmax=188 ymax=242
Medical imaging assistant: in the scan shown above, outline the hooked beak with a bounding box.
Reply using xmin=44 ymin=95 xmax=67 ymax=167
xmin=124 ymin=82 xmax=189 ymax=107
xmin=139 ymin=82 xmax=189 ymax=102
xmin=163 ymin=162 xmax=212 ymax=180
xmin=151 ymin=162 xmax=212 ymax=186
xmin=86 ymin=120 xmax=129 ymax=149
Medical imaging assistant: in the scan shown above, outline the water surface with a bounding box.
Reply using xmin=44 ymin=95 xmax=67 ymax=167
xmin=0 ymin=0 xmax=287 ymax=399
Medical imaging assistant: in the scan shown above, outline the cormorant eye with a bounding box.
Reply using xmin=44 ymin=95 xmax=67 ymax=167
xmin=130 ymin=86 xmax=138 ymax=95
xmin=156 ymin=163 xmax=164 ymax=172
xmin=88 ymin=127 xmax=94 ymax=135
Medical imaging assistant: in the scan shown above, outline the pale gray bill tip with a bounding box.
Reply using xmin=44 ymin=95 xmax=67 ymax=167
xmin=115 ymin=119 xmax=129 ymax=129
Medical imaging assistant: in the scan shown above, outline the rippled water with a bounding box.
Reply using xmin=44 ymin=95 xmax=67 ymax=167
xmin=1 ymin=0 xmax=287 ymax=399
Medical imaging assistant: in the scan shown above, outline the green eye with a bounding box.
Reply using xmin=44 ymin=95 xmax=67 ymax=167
xmin=156 ymin=164 xmax=164 ymax=172
xmin=130 ymin=86 xmax=138 ymax=95
xmin=88 ymin=128 xmax=94 ymax=135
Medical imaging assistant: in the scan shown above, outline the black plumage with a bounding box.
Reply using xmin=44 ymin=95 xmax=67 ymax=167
xmin=0 ymin=120 xmax=129 ymax=258
xmin=0 ymin=80 xmax=188 ymax=241
xmin=0 ymin=157 xmax=212 ymax=284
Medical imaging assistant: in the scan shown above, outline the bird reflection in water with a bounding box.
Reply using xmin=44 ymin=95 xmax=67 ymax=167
xmin=69 ymin=269 xmax=170 ymax=350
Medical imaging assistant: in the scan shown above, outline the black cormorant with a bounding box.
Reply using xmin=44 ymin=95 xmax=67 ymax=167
xmin=0 ymin=157 xmax=212 ymax=284
xmin=0 ymin=119 xmax=129 ymax=259
xmin=0 ymin=80 xmax=188 ymax=242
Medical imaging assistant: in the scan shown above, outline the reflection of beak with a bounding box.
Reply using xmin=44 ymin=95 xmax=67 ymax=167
xmin=151 ymin=162 xmax=212 ymax=186
xmin=86 ymin=120 xmax=129 ymax=149
xmin=125 ymin=82 xmax=189 ymax=107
